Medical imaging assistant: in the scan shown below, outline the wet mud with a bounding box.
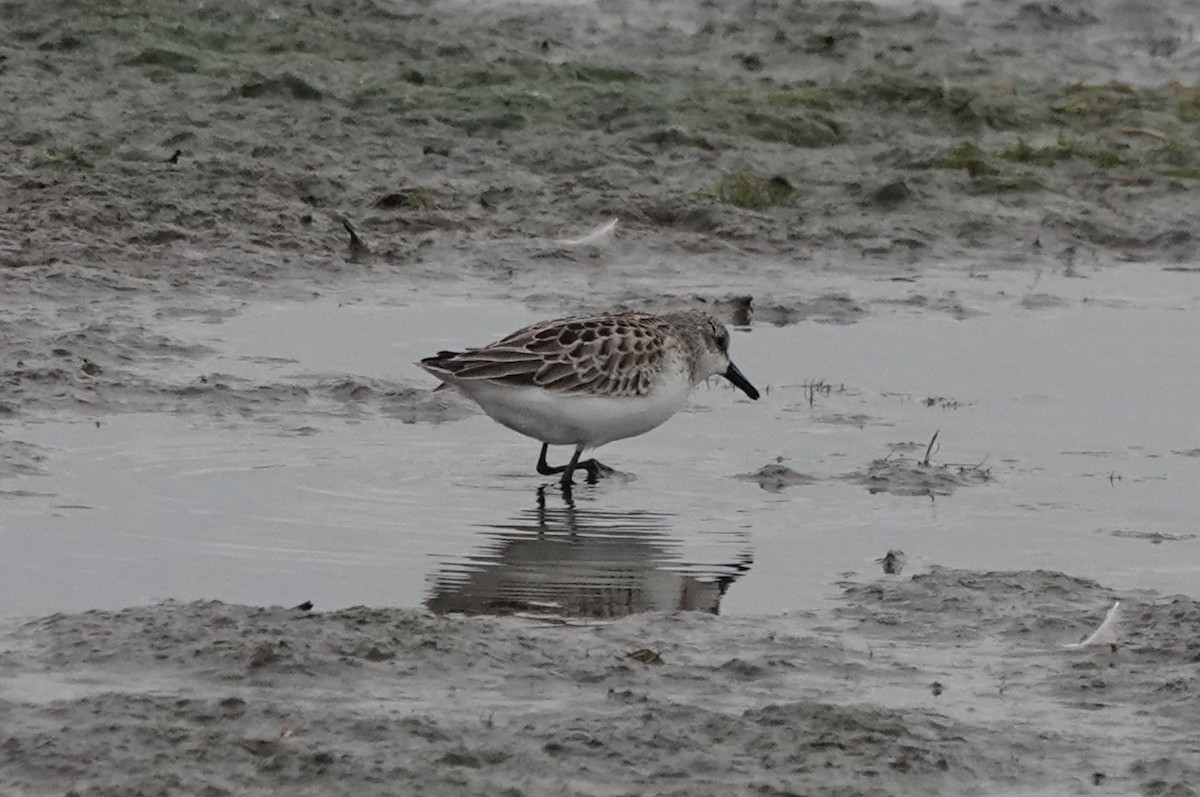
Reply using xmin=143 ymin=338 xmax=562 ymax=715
xmin=5 ymin=0 xmax=1200 ymax=426
xmin=5 ymin=0 xmax=1200 ymax=794
xmin=3 ymin=569 xmax=1199 ymax=796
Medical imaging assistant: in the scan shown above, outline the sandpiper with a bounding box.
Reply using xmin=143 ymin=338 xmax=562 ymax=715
xmin=419 ymin=309 xmax=759 ymax=487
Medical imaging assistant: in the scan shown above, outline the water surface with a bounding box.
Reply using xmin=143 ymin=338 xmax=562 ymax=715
xmin=3 ymin=265 xmax=1199 ymax=618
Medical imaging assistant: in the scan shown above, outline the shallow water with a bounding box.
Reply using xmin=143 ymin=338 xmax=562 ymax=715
xmin=3 ymin=265 xmax=1200 ymax=618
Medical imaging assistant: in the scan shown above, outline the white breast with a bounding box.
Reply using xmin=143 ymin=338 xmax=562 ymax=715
xmin=455 ymin=370 xmax=693 ymax=448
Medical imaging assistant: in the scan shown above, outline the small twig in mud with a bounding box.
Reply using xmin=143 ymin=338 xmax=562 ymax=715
xmin=341 ymin=217 xmax=370 ymax=261
xmin=956 ymin=464 xmax=992 ymax=480
xmin=920 ymin=429 xmax=940 ymax=467
xmin=803 ymin=379 xmax=834 ymax=407
xmin=1119 ymin=126 xmax=1168 ymax=141
xmin=1059 ymin=245 xmax=1076 ymax=271
xmin=951 ymin=455 xmax=992 ymax=479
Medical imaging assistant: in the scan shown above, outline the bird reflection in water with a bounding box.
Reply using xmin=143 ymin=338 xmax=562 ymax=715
xmin=425 ymin=486 xmax=752 ymax=618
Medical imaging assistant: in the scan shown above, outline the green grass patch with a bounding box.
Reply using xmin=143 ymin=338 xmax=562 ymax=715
xmin=452 ymin=60 xmax=639 ymax=90
xmin=1160 ymin=167 xmax=1200 ymax=180
xmin=1154 ymin=138 xmax=1199 ymax=167
xmin=443 ymin=110 xmax=528 ymax=135
xmin=456 ymin=68 xmax=517 ymax=89
xmin=824 ymin=70 xmax=1032 ymax=130
xmin=761 ymin=86 xmax=835 ymax=111
xmin=570 ymin=65 xmax=642 ymax=83
xmin=702 ymin=173 xmax=799 ymax=210
xmin=1176 ymin=86 xmax=1200 ymax=122
xmin=1000 ymin=136 xmax=1073 ymax=163
xmin=122 ymin=46 xmax=199 ymax=72
xmin=930 ymin=133 xmax=1130 ymax=176
xmin=938 ymin=142 xmax=1045 ymax=191
xmin=1052 ymin=83 xmax=1152 ymax=121
xmin=374 ymin=188 xmax=439 ymax=210
xmin=840 ymin=72 xmax=980 ymax=119
xmin=999 ymin=134 xmax=1123 ymax=167
xmin=743 ymin=111 xmax=840 ymax=147
xmin=848 ymin=72 xmax=946 ymax=107
xmin=161 ymin=20 xmax=234 ymax=52
xmin=28 ymin=148 xmax=94 ymax=170
xmin=973 ymin=174 xmax=1044 ymax=193
xmin=941 ymin=141 xmax=996 ymax=176
xmin=641 ymin=127 xmax=715 ymax=150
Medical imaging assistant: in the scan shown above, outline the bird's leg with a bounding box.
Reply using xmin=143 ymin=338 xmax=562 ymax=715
xmin=559 ymin=445 xmax=586 ymax=488
xmin=579 ymin=457 xmax=602 ymax=484
xmin=536 ymin=443 xmax=567 ymax=476
xmin=537 ymin=443 xmax=607 ymax=487
xmin=562 ymin=445 xmax=612 ymax=487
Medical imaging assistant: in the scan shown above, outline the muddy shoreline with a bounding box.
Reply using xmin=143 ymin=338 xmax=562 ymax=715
xmin=5 ymin=0 xmax=1200 ymax=420
xmin=4 ymin=568 xmax=1200 ymax=796
xmin=5 ymin=0 xmax=1200 ymax=794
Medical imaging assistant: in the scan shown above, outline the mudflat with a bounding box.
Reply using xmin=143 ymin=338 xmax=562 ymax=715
xmin=3 ymin=0 xmax=1200 ymax=794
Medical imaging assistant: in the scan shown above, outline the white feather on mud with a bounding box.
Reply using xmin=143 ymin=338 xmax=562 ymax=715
xmin=1063 ymin=600 xmax=1121 ymax=648
xmin=556 ymin=218 xmax=618 ymax=247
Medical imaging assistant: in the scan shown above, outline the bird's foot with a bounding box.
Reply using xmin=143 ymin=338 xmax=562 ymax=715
xmin=539 ymin=444 xmax=615 ymax=490
xmin=558 ymin=458 xmax=612 ymax=488
xmin=580 ymin=458 xmax=613 ymax=484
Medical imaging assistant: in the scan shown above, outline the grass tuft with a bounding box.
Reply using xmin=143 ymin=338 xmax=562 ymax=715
xmin=703 ymin=173 xmax=799 ymax=210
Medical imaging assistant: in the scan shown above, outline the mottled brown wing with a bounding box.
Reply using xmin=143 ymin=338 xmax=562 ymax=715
xmin=422 ymin=312 xmax=667 ymax=397
xmin=419 ymin=344 xmax=544 ymax=384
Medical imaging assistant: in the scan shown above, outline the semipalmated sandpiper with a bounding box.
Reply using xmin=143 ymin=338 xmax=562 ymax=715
xmin=420 ymin=309 xmax=759 ymax=487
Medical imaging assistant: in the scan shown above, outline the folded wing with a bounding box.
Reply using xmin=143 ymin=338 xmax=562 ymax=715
xmin=420 ymin=312 xmax=667 ymax=398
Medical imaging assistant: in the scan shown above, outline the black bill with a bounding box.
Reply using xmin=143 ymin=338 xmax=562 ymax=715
xmin=724 ymin=362 xmax=760 ymax=400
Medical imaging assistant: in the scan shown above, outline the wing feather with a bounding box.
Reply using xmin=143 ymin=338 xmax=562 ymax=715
xmin=421 ymin=311 xmax=671 ymax=396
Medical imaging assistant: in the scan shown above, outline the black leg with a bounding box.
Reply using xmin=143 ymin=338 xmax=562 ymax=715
xmin=536 ymin=443 xmax=608 ymax=487
xmin=536 ymin=443 xmax=565 ymax=476
xmin=560 ymin=445 xmax=586 ymax=488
